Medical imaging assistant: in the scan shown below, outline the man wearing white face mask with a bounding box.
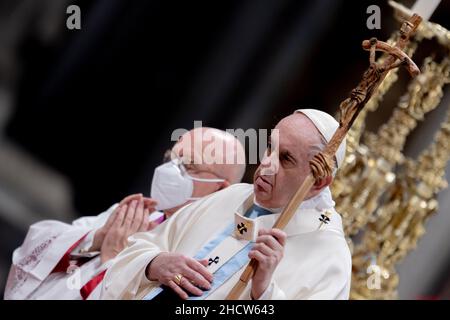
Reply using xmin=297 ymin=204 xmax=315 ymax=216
xmin=153 ymin=127 xmax=246 ymax=218
xmin=4 ymin=127 xmax=246 ymax=300
xmin=101 ymin=109 xmax=352 ymax=301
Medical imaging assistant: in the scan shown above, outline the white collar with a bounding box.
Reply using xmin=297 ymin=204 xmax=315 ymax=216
xmin=237 ymin=186 xmax=341 ymax=236
xmin=253 ymin=186 xmax=335 ymax=213
xmin=299 ymin=186 xmax=335 ymax=211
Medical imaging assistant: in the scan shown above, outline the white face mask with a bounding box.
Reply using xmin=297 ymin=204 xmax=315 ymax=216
xmin=150 ymin=159 xmax=225 ymax=211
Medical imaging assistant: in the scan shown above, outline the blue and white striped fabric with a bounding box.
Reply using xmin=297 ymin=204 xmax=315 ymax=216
xmin=143 ymin=204 xmax=272 ymax=300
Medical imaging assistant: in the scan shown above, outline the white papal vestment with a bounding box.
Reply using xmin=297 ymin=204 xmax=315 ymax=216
xmin=100 ymin=183 xmax=352 ymax=300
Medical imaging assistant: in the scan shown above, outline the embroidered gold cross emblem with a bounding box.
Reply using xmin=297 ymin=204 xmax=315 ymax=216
xmin=208 ymin=256 xmax=219 ymax=266
xmin=237 ymin=222 xmax=248 ymax=234
xmin=318 ymin=211 xmax=332 ymax=230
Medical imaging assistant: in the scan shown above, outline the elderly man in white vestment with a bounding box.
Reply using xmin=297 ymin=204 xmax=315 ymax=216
xmin=100 ymin=109 xmax=351 ymax=300
xmin=4 ymin=127 xmax=246 ymax=300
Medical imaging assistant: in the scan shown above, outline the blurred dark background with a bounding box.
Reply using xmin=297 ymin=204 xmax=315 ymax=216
xmin=0 ymin=0 xmax=449 ymax=299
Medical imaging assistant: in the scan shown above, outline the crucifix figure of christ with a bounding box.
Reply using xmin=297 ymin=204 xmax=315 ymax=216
xmin=339 ymin=33 xmax=420 ymax=133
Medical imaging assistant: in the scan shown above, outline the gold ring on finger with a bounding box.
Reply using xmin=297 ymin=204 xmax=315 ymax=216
xmin=174 ymin=273 xmax=183 ymax=285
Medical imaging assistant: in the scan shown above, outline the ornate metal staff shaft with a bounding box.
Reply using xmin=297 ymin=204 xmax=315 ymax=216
xmin=225 ymin=14 xmax=422 ymax=300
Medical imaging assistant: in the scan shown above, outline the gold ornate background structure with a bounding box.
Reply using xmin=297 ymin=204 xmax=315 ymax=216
xmin=331 ymin=2 xmax=450 ymax=299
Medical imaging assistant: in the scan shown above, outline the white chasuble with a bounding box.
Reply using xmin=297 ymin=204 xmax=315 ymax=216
xmin=4 ymin=203 xmax=163 ymax=300
xmin=100 ymin=183 xmax=352 ymax=300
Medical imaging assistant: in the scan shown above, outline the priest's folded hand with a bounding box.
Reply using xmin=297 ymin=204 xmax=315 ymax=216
xmin=249 ymin=228 xmax=287 ymax=299
xmin=91 ymin=194 xmax=157 ymax=253
xmin=99 ymin=198 xmax=155 ymax=263
xmin=145 ymin=252 xmax=213 ymax=299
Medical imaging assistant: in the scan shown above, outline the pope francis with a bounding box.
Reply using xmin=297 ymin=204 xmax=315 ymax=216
xmin=100 ymin=109 xmax=352 ymax=300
